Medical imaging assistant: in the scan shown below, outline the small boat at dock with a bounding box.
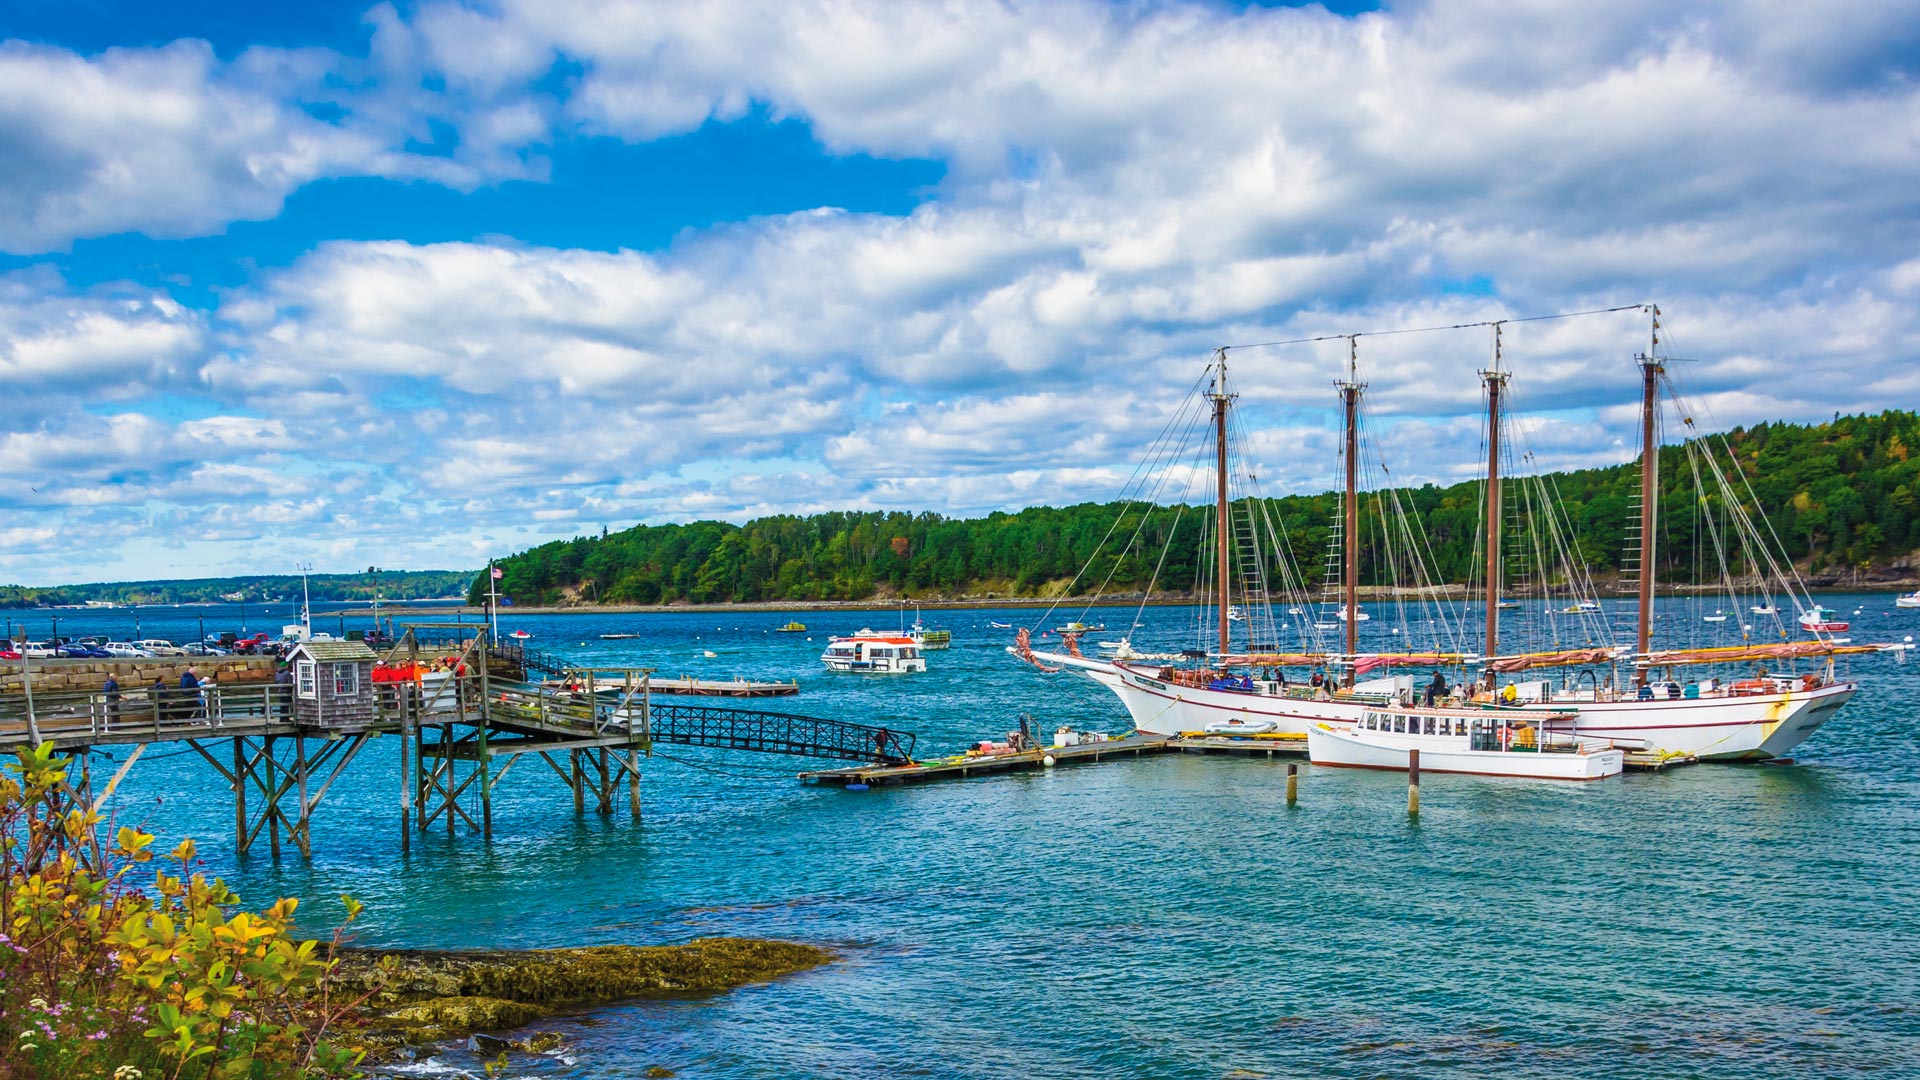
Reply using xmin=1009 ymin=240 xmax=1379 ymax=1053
xmin=1308 ymin=706 xmax=1624 ymax=780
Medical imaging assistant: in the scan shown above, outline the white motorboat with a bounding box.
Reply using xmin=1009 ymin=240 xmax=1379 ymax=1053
xmin=821 ymin=630 xmax=926 ymax=673
xmin=1226 ymin=606 xmax=1247 ymax=622
xmin=1202 ymin=716 xmax=1279 ymax=735
xmin=1335 ymin=606 xmax=1370 ymax=622
xmin=1751 ymin=603 xmax=1777 ymax=615
xmin=1703 ymin=611 xmax=1727 ymax=623
xmin=989 ymin=620 xmax=1013 ymax=628
xmin=1307 ymin=706 xmax=1623 ymax=780
xmin=1797 ymin=606 xmax=1849 ymax=633
xmin=1899 ymin=591 xmax=1920 ymax=609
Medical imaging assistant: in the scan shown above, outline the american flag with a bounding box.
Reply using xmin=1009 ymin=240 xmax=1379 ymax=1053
xmin=491 ymin=566 xmax=503 ymax=579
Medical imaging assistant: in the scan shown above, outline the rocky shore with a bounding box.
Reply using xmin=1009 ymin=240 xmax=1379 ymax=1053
xmin=335 ymin=937 xmax=833 ymax=1063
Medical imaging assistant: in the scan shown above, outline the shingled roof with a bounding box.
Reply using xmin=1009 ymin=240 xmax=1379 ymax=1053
xmin=292 ymin=640 xmax=377 ymax=662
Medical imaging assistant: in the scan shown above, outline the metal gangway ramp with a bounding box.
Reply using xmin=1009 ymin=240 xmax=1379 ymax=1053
xmin=645 ymin=700 xmax=916 ymax=764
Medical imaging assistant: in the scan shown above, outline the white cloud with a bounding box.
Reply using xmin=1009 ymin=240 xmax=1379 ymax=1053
xmin=8 ymin=0 xmax=1920 ymax=581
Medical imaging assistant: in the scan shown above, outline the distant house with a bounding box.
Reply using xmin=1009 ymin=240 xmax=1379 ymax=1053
xmin=285 ymin=639 xmax=377 ymax=727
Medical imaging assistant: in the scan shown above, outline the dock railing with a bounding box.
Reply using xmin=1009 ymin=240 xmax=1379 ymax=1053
xmin=0 ymin=683 xmax=297 ymax=747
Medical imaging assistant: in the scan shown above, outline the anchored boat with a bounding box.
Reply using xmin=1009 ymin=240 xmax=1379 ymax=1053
xmin=1017 ymin=306 xmax=1904 ymax=760
xmin=1307 ymin=706 xmax=1624 ymax=780
xmin=821 ymin=630 xmax=926 ymax=673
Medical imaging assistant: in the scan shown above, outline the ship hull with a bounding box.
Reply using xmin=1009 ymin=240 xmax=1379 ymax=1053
xmin=1058 ymin=656 xmax=1852 ymax=761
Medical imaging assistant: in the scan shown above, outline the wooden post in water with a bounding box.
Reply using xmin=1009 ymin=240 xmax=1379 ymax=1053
xmin=1407 ymin=748 xmax=1420 ymax=817
xmin=477 ymin=629 xmax=493 ymax=841
xmin=571 ymin=750 xmax=585 ymax=814
xmin=266 ymin=735 xmax=282 ymax=859
xmin=1286 ymin=762 xmax=1298 ymax=805
xmin=627 ymin=747 xmax=642 ymax=819
xmin=399 ymin=697 xmax=412 ymax=854
xmin=233 ymin=738 xmax=247 ymax=853
xmin=295 ymin=736 xmax=311 ymax=858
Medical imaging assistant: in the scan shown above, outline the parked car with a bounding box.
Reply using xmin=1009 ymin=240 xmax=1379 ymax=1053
xmin=133 ymin=639 xmax=185 ymax=656
xmin=182 ymin=642 xmax=230 ymax=657
xmin=0 ymin=647 xmax=20 ymax=660
xmin=103 ymin=641 xmax=152 ymax=657
xmin=60 ymin=642 xmax=111 ymax=658
xmin=24 ymin=642 xmax=59 ymax=658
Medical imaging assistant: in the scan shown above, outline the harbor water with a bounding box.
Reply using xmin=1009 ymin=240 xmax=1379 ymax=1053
xmin=20 ymin=596 xmax=1920 ymax=1078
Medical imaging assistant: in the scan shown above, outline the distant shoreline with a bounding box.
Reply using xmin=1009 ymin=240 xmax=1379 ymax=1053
xmin=392 ymin=580 xmax=1920 ymax=619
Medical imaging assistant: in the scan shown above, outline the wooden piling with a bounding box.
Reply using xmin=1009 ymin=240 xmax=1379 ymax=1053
xmin=233 ymin=738 xmax=246 ymax=852
xmin=627 ymin=747 xmax=641 ymax=819
xmin=295 ymin=736 xmax=311 ymax=858
xmin=1286 ymin=762 xmax=1298 ymax=804
xmin=1408 ymin=748 xmax=1420 ymax=816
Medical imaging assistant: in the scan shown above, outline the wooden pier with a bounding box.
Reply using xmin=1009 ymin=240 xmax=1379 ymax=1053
xmin=0 ymin=626 xmax=913 ymax=858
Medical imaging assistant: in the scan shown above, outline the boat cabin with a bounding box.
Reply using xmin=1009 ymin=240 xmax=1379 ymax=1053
xmin=1359 ymin=706 xmax=1583 ymax=754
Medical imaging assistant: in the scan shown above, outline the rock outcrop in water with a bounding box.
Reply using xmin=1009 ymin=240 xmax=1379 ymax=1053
xmin=336 ymin=937 xmax=832 ymax=1058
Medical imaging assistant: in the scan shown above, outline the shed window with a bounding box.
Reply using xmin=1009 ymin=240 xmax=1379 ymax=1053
xmin=332 ymin=664 xmax=358 ymax=697
xmin=296 ymin=660 xmax=317 ymax=699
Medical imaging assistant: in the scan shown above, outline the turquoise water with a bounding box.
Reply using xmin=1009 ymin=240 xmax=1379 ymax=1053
xmin=27 ymin=596 xmax=1920 ymax=1078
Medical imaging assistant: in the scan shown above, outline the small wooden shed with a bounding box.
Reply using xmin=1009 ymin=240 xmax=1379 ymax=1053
xmin=287 ymin=639 xmax=377 ymax=726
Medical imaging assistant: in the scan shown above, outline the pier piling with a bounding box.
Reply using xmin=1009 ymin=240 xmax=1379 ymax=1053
xmin=1408 ymin=748 xmax=1420 ymax=816
xmin=1287 ymin=762 xmax=1298 ymax=804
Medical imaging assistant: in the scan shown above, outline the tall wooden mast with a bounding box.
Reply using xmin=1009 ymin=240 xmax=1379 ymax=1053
xmin=1212 ymin=349 xmax=1233 ymax=657
xmin=1635 ymin=306 xmax=1663 ymax=680
xmin=1338 ymin=337 xmax=1364 ymax=666
xmin=1480 ymin=327 xmax=1509 ymax=671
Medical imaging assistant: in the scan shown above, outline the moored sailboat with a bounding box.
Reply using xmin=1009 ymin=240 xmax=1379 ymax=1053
xmin=1016 ymin=306 xmax=1904 ymax=759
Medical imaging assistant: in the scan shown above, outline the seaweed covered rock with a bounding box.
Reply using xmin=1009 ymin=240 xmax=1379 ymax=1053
xmin=342 ymin=937 xmax=831 ymax=1059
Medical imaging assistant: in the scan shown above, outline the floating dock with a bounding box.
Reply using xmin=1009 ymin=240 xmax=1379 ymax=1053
xmin=800 ymin=733 xmax=1171 ymax=786
xmin=555 ymin=675 xmax=799 ymax=698
xmin=800 ymin=728 xmax=1694 ymax=786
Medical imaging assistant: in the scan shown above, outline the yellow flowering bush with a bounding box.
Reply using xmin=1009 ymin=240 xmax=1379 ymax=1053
xmin=1 ymin=744 xmax=369 ymax=1079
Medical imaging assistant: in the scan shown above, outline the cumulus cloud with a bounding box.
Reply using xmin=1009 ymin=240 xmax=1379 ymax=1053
xmin=7 ymin=0 xmax=1920 ymax=581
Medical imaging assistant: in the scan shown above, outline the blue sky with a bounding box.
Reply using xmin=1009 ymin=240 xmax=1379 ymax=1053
xmin=2 ymin=0 xmax=1918 ymax=584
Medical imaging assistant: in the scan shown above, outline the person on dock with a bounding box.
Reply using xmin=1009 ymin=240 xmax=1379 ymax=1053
xmin=181 ymin=668 xmax=204 ymax=723
xmin=1424 ymin=670 xmax=1446 ymax=708
xmin=150 ymin=675 xmax=168 ymax=723
xmin=102 ymin=674 xmax=120 ymax=731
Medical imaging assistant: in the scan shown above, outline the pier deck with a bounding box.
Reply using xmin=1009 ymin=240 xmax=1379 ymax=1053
xmin=799 ymin=733 xmax=1171 ymax=786
xmin=562 ymin=675 xmax=799 ymax=698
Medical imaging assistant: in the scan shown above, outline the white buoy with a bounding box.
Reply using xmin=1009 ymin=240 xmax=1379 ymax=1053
xmin=1043 ymin=754 xmax=1056 ymax=767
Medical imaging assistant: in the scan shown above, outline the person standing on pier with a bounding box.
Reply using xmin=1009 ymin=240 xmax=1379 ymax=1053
xmin=181 ymin=667 xmax=204 ymax=723
xmin=102 ymin=674 xmax=120 ymax=731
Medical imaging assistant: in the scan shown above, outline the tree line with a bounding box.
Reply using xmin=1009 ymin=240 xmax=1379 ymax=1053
xmin=468 ymin=408 xmax=1919 ymax=607
xmin=0 ymin=570 xmax=473 ymax=610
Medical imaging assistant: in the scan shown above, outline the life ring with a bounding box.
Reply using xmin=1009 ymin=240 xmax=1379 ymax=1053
xmin=1498 ymin=725 xmax=1514 ymax=750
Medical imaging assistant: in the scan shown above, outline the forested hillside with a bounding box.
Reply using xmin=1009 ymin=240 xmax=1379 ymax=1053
xmin=0 ymin=571 xmax=471 ymax=610
xmin=475 ymin=410 xmax=1920 ymax=607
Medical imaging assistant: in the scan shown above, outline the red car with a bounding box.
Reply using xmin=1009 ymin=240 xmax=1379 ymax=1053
xmin=0 ymin=648 xmax=20 ymax=660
